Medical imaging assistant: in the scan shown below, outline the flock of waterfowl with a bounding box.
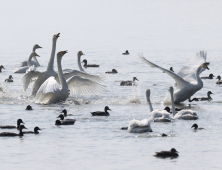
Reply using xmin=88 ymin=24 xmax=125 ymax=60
xmin=0 ymin=32 xmax=221 ymax=158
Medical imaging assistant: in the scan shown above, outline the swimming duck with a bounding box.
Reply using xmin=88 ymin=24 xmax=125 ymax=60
xmin=122 ymin=50 xmax=129 ymax=55
xmin=91 ymin=106 xmax=111 ymax=116
xmin=0 ymin=125 xmax=27 ymax=137
xmin=55 ymin=119 xmax=75 ymax=125
xmin=201 ymin=73 xmax=215 ymax=79
xmin=5 ymin=75 xmax=13 ymax=82
xmin=105 ymin=69 xmax=118 ymax=74
xmin=23 ymin=127 xmax=41 ymax=134
xmin=61 ymin=109 xmax=73 ymax=117
xmin=216 ymin=75 xmax=222 ymax=84
xmin=120 ymin=77 xmax=138 ymax=86
xmin=82 ymin=59 xmax=99 ymax=68
xmin=154 ymin=148 xmax=179 ymax=158
xmin=189 ymin=91 xmax=213 ymax=102
xmin=191 ymin=123 xmax=205 ymax=130
xmin=25 ymin=105 xmax=33 ymax=110
xmin=170 ymin=67 xmax=174 ymax=72
xmin=0 ymin=65 xmax=5 ymax=72
xmin=0 ymin=119 xmax=24 ymax=129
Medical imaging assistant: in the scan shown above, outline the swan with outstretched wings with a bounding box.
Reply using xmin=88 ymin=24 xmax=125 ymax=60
xmin=138 ymin=51 xmax=209 ymax=103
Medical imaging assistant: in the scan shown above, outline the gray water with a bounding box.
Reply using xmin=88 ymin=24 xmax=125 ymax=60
xmin=0 ymin=0 xmax=222 ymax=169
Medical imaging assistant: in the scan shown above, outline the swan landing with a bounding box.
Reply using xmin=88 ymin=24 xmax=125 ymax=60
xmin=138 ymin=51 xmax=209 ymax=103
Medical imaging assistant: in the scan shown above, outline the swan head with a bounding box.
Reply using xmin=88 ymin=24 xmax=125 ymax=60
xmin=57 ymin=51 xmax=68 ymax=58
xmin=202 ymin=63 xmax=209 ymax=70
xmin=168 ymin=86 xmax=174 ymax=94
xmin=77 ymin=51 xmax=85 ymax=57
xmin=133 ymin=77 xmax=139 ymax=81
xmin=216 ymin=75 xmax=221 ymax=80
xmin=146 ymin=89 xmax=151 ymax=101
xmin=53 ymin=33 xmax=60 ymax=40
xmin=33 ymin=44 xmax=42 ymax=50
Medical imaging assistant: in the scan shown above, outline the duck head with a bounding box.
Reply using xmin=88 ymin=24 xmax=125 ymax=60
xmin=191 ymin=123 xmax=198 ymax=130
xmin=171 ymin=148 xmax=178 ymax=153
xmin=34 ymin=126 xmax=41 ymax=133
xmin=164 ymin=106 xmax=171 ymax=113
xmin=61 ymin=109 xmax=67 ymax=116
xmin=216 ymin=75 xmax=221 ymax=80
xmin=104 ymin=106 xmax=111 ymax=112
xmin=209 ymin=74 xmax=214 ymax=78
xmin=133 ymin=77 xmax=139 ymax=81
xmin=57 ymin=114 xmax=65 ymax=120
xmin=25 ymin=105 xmax=33 ymax=110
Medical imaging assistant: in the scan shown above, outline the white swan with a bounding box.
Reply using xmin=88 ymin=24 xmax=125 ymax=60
xmin=146 ymin=89 xmax=172 ymax=122
xmin=128 ymin=119 xmax=153 ymax=133
xmin=14 ymin=52 xmax=40 ymax=73
xmin=138 ymin=51 xmax=209 ymax=103
xmin=21 ymin=34 xmax=104 ymax=96
xmin=35 ymin=51 xmax=105 ymax=104
xmin=21 ymin=33 xmax=60 ymax=95
xmin=20 ymin=44 xmax=42 ymax=67
xmin=168 ymin=86 xmax=198 ymax=120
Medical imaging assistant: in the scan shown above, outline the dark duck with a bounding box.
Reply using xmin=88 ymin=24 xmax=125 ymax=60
xmin=5 ymin=75 xmax=13 ymax=82
xmin=0 ymin=119 xmax=24 ymax=129
xmin=56 ymin=114 xmax=76 ymax=125
xmin=0 ymin=65 xmax=5 ymax=72
xmin=105 ymin=69 xmax=118 ymax=74
xmin=154 ymin=148 xmax=179 ymax=158
xmin=170 ymin=67 xmax=174 ymax=72
xmin=0 ymin=125 xmax=27 ymax=137
xmin=120 ymin=77 xmax=138 ymax=86
xmin=189 ymin=91 xmax=213 ymax=102
xmin=25 ymin=105 xmax=33 ymax=110
xmin=216 ymin=75 xmax=222 ymax=84
xmin=61 ymin=109 xmax=73 ymax=117
xmin=82 ymin=59 xmax=99 ymax=68
xmin=122 ymin=50 xmax=129 ymax=55
xmin=91 ymin=106 xmax=111 ymax=116
xmin=201 ymin=73 xmax=215 ymax=79
xmin=191 ymin=123 xmax=205 ymax=130
xmin=23 ymin=127 xmax=41 ymax=134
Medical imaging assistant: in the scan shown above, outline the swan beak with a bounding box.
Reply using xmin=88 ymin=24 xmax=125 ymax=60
xmin=56 ymin=33 xmax=60 ymax=37
xmin=38 ymin=46 xmax=42 ymax=48
xmin=204 ymin=64 xmax=209 ymax=70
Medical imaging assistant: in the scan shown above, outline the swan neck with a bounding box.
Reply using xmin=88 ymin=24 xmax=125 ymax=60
xmin=195 ymin=65 xmax=203 ymax=86
xmin=47 ymin=39 xmax=57 ymax=71
xmin=170 ymin=91 xmax=176 ymax=116
xmin=78 ymin=55 xmax=85 ymax=72
xmin=57 ymin=56 xmax=68 ymax=89
xmin=146 ymin=93 xmax=153 ymax=112
xmin=27 ymin=53 xmax=34 ymax=66
xmin=32 ymin=56 xmax=39 ymax=64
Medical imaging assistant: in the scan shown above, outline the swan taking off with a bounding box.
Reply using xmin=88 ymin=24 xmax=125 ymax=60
xmin=146 ymin=89 xmax=172 ymax=122
xmin=168 ymin=86 xmax=198 ymax=120
xmin=34 ymin=51 xmax=105 ymax=104
xmin=139 ymin=51 xmax=209 ymax=103
xmin=20 ymin=44 xmax=42 ymax=67
xmin=14 ymin=52 xmax=40 ymax=73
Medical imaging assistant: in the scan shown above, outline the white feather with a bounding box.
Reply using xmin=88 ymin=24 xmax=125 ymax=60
xmin=128 ymin=119 xmax=152 ymax=133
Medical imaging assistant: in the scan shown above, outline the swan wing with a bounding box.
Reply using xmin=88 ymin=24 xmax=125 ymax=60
xmin=177 ymin=51 xmax=207 ymax=83
xmin=67 ymin=76 xmax=105 ymax=95
xmin=21 ymin=70 xmax=42 ymax=91
xmin=138 ymin=53 xmax=187 ymax=89
xmin=59 ymin=69 xmax=106 ymax=82
xmin=37 ymin=76 xmax=61 ymax=94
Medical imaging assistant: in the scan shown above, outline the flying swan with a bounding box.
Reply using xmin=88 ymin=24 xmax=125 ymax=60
xmin=138 ymin=51 xmax=209 ymax=103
